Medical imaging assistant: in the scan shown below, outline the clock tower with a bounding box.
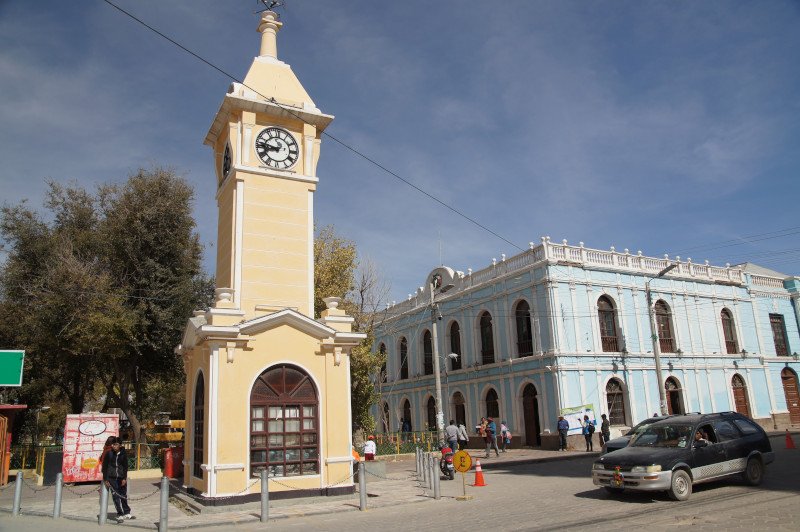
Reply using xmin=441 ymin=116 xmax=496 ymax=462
xmin=178 ymin=10 xmax=364 ymax=500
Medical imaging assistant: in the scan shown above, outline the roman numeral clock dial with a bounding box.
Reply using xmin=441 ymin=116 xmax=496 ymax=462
xmin=255 ymin=127 xmax=299 ymax=170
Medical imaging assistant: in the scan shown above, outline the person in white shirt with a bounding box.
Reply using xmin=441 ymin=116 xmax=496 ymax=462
xmin=363 ymin=435 xmax=377 ymax=460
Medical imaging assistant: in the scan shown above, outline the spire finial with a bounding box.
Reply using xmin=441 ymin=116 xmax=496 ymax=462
xmin=257 ymin=3 xmax=284 ymax=58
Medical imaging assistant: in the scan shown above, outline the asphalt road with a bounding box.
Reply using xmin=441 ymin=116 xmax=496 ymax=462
xmin=2 ymin=435 xmax=798 ymax=531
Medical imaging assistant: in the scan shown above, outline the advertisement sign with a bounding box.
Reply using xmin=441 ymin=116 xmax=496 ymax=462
xmin=0 ymin=350 xmax=24 ymax=386
xmin=560 ymin=404 xmax=596 ymax=435
xmin=62 ymin=413 xmax=119 ymax=483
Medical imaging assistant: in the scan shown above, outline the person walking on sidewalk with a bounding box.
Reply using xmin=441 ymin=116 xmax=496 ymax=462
xmin=500 ymin=421 xmax=510 ymax=452
xmin=101 ymin=437 xmax=134 ymax=522
xmin=486 ymin=418 xmax=501 ymax=458
xmin=599 ymin=414 xmax=611 ymax=447
xmin=445 ymin=420 xmax=460 ymax=451
xmin=557 ymin=416 xmax=569 ymax=451
xmin=582 ymin=414 xmax=595 ymax=452
xmin=457 ymin=422 xmax=469 ymax=450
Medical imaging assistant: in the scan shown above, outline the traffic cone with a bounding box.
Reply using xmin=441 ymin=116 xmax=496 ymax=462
xmin=473 ymin=459 xmax=486 ymax=487
xmin=786 ymin=429 xmax=796 ymax=450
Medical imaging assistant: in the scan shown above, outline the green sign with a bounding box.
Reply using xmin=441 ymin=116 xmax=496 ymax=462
xmin=0 ymin=350 xmax=24 ymax=386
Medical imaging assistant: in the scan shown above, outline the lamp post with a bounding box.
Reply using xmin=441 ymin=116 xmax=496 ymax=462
xmin=34 ymin=406 xmax=51 ymax=446
xmin=645 ymin=263 xmax=677 ymax=416
xmin=429 ymin=276 xmax=454 ymax=446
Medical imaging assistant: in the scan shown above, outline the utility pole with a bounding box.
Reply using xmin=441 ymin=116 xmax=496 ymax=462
xmin=430 ymin=284 xmax=445 ymax=446
xmin=645 ymin=263 xmax=677 ymax=416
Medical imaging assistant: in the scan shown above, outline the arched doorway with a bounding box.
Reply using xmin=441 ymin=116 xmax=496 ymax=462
xmin=249 ymin=364 xmax=318 ymax=478
xmin=522 ymin=384 xmax=540 ymax=446
xmin=782 ymin=368 xmax=800 ymax=424
xmin=665 ymin=377 xmax=684 ymax=415
xmin=193 ymin=373 xmax=204 ymax=479
xmin=426 ymin=397 xmax=436 ymax=431
xmin=402 ymin=399 xmax=412 ymax=432
xmin=381 ymin=402 xmax=390 ymax=433
xmin=731 ymin=374 xmax=751 ymax=417
xmin=452 ymin=392 xmax=466 ymax=426
xmin=605 ymin=378 xmax=627 ymax=426
xmin=485 ymin=388 xmax=499 ymax=419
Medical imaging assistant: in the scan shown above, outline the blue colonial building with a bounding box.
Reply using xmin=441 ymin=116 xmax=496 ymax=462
xmin=372 ymin=237 xmax=800 ymax=448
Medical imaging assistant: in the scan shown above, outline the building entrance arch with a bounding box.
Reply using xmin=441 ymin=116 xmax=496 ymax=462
xmin=782 ymin=368 xmax=800 ymax=424
xmin=522 ymin=384 xmax=540 ymax=447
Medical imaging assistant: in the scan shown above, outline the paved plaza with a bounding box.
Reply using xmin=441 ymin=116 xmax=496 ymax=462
xmin=1 ymin=434 xmax=798 ymax=531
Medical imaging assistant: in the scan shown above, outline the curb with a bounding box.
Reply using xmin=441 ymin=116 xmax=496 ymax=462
xmin=476 ymin=451 xmax=600 ymax=470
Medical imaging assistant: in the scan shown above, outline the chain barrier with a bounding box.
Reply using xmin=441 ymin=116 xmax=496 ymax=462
xmin=169 ymin=478 xmax=260 ymax=503
xmin=267 ymin=471 xmax=356 ymax=491
xmin=364 ymin=469 xmax=416 ymax=482
xmin=63 ymin=483 xmax=102 ymax=497
xmin=0 ymin=481 xmax=16 ymax=491
xmin=107 ymin=482 xmax=168 ymax=502
xmin=21 ymin=477 xmax=54 ymax=493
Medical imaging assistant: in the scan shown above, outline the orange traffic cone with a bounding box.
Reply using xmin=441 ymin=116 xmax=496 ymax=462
xmin=786 ymin=429 xmax=796 ymax=450
xmin=473 ymin=459 xmax=487 ymax=487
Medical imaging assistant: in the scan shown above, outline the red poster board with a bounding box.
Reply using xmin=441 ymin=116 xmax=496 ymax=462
xmin=62 ymin=413 xmax=119 ymax=483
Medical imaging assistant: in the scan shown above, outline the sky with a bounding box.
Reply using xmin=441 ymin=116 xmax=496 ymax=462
xmin=1 ymin=0 xmax=799 ymax=304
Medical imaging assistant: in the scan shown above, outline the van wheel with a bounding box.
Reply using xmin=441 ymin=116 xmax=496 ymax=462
xmin=743 ymin=457 xmax=764 ymax=486
xmin=667 ymin=470 xmax=692 ymax=501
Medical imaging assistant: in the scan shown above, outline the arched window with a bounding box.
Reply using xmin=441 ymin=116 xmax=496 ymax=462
xmin=250 ymin=364 xmax=318 ymax=478
xmin=515 ymin=301 xmax=534 ymax=357
xmin=423 ymin=330 xmax=433 ymax=375
xmin=378 ymin=343 xmax=387 ymax=383
xmin=479 ymin=311 xmax=495 ymax=365
xmin=598 ymin=296 xmax=619 ymax=352
xmin=655 ymin=300 xmax=675 ymax=353
xmin=605 ymin=379 xmax=626 ymax=426
xmin=721 ymin=309 xmax=738 ymax=355
xmin=449 ymin=322 xmax=462 ymax=371
xmin=485 ymin=388 xmax=499 ymax=419
xmin=193 ymin=373 xmax=204 ymax=478
xmin=399 ymin=337 xmax=409 ymax=380
xmin=770 ymin=314 xmax=789 ymax=356
xmin=452 ymin=392 xmax=466 ymax=426
xmin=426 ymin=397 xmax=436 ymax=431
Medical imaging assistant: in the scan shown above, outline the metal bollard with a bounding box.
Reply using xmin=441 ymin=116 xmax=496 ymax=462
xmin=421 ymin=451 xmax=426 ymax=484
xmin=427 ymin=454 xmax=433 ymax=490
xmin=260 ymin=469 xmax=269 ymax=522
xmin=53 ymin=472 xmax=63 ymax=519
xmin=433 ymin=458 xmax=441 ymax=500
xmin=358 ymin=461 xmax=367 ymax=511
xmin=12 ymin=471 xmax=23 ymax=516
xmin=99 ymin=483 xmax=109 ymax=525
xmin=158 ymin=476 xmax=169 ymax=532
xmin=415 ymin=448 xmax=420 ymax=474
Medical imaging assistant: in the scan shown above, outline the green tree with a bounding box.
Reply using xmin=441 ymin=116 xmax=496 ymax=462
xmin=314 ymin=227 xmax=388 ymax=433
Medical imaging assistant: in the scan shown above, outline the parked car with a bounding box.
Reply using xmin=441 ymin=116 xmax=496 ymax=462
xmin=592 ymin=412 xmax=774 ymax=501
xmin=602 ymin=415 xmax=674 ymax=455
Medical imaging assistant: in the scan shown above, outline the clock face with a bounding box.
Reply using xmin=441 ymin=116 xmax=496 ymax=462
xmin=222 ymin=142 xmax=232 ymax=179
xmin=255 ymin=127 xmax=299 ymax=169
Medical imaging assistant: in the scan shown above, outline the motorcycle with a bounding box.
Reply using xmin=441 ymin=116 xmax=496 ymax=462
xmin=440 ymin=445 xmax=455 ymax=480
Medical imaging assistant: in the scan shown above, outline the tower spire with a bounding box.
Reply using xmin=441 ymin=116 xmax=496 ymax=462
xmin=257 ymin=9 xmax=282 ymax=59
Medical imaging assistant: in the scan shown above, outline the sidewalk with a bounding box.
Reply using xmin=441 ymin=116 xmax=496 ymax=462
xmin=0 ymin=448 xmax=594 ymax=529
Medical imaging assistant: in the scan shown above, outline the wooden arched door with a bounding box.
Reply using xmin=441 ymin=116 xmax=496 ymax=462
xmin=452 ymin=392 xmax=466 ymax=427
xmin=731 ymin=374 xmax=751 ymax=417
xmin=522 ymin=384 xmax=540 ymax=446
xmin=781 ymin=368 xmax=800 ymax=424
xmin=665 ymin=377 xmax=684 ymax=415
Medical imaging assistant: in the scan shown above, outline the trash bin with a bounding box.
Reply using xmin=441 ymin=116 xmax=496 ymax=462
xmin=162 ymin=446 xmax=184 ymax=478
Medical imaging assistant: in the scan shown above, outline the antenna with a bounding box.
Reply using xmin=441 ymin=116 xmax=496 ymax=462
xmin=256 ymin=0 xmax=285 ymax=15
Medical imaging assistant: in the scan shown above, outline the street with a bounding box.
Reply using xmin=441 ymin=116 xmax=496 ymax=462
xmin=2 ymin=435 xmax=798 ymax=531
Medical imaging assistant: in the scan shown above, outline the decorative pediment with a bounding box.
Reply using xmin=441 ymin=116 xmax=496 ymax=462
xmin=240 ymin=308 xmax=336 ymax=339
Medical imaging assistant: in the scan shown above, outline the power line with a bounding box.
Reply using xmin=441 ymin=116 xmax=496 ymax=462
xmin=100 ymin=0 xmax=524 ymax=253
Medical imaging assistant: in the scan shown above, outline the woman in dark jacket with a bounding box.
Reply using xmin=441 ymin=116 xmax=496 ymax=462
xmin=101 ymin=437 xmax=133 ymax=521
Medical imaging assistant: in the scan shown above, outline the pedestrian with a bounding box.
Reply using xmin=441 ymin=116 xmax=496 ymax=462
xmin=557 ymin=415 xmax=569 ymax=451
xmin=363 ymin=435 xmax=376 ymax=461
xmin=457 ymin=422 xmax=469 ymax=450
xmin=600 ymin=414 xmax=610 ymax=447
xmin=98 ymin=435 xmax=115 ymax=467
xmin=500 ymin=421 xmax=510 ymax=452
xmin=445 ymin=419 xmax=459 ymax=451
xmin=582 ymin=414 xmax=595 ymax=451
xmin=486 ymin=417 xmax=501 ymax=457
xmin=101 ymin=436 xmax=134 ymax=522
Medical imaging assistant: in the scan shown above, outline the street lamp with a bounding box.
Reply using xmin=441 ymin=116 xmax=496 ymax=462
xmin=34 ymin=406 xmax=51 ymax=446
xmin=645 ymin=263 xmax=677 ymax=416
xmin=429 ymin=275 xmax=454 ymax=446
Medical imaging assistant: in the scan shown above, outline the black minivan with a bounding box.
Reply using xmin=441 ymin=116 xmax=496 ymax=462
xmin=592 ymin=412 xmax=774 ymax=501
